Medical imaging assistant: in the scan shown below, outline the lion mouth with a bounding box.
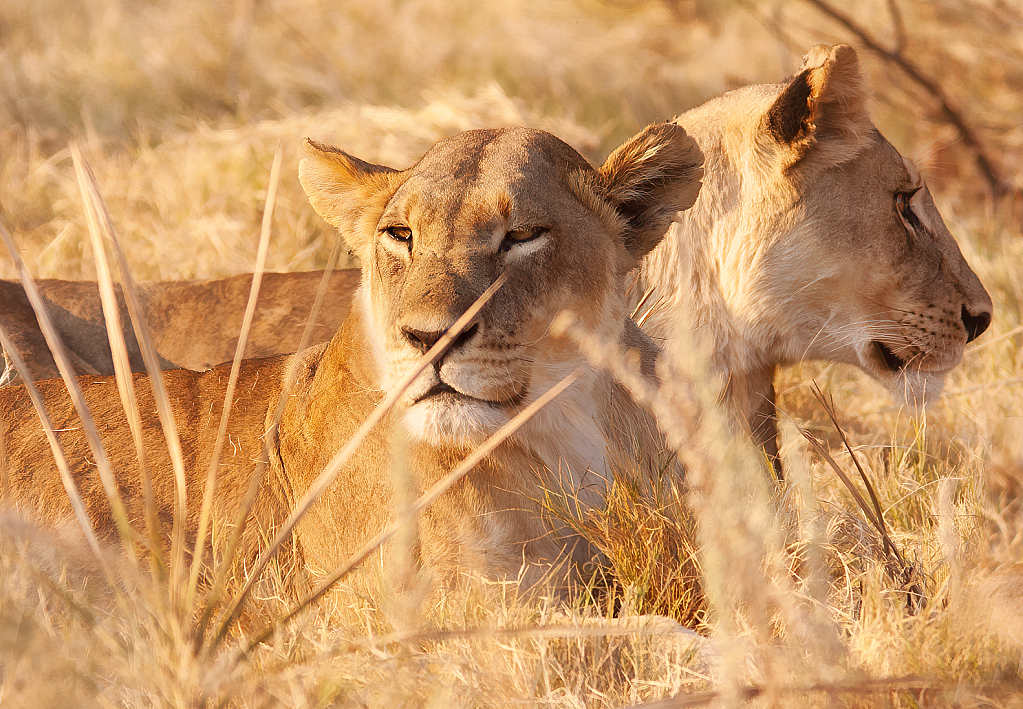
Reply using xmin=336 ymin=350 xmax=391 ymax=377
xmin=413 ymin=381 xmax=519 ymax=407
xmin=872 ymin=341 xmax=907 ymax=373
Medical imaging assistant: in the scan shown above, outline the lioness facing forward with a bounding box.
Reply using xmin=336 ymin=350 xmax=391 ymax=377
xmin=0 ymin=124 xmax=702 ymax=590
xmin=637 ymin=44 xmax=992 ymax=462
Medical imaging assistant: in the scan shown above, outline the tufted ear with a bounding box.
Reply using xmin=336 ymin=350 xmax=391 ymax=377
xmin=598 ymin=122 xmax=704 ymax=267
xmin=765 ymin=44 xmax=871 ymax=166
xmin=298 ymin=138 xmax=402 ymax=261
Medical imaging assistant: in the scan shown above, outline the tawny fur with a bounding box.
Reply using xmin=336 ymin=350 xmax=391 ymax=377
xmin=0 ymin=270 xmax=359 ymax=382
xmin=0 ymin=124 xmax=702 ymax=593
xmin=5 ymin=48 xmax=991 ymax=482
xmin=635 ymin=44 xmax=992 ymax=464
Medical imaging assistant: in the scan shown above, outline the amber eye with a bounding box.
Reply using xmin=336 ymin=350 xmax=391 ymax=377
xmin=895 ymin=188 xmax=920 ymax=217
xmin=383 ymin=225 xmax=412 ymax=245
xmin=500 ymin=227 xmax=548 ymax=252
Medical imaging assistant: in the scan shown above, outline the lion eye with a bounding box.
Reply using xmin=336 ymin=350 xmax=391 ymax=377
xmin=500 ymin=227 xmax=548 ymax=253
xmin=383 ymin=225 xmax=412 ymax=247
xmin=894 ymin=188 xmax=922 ymax=233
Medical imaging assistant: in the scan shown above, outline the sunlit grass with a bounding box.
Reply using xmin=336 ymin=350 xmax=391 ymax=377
xmin=1 ymin=0 xmax=1022 ymax=706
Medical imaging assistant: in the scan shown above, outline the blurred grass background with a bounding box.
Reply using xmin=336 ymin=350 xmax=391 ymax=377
xmin=2 ymin=0 xmax=1023 ymax=706
xmin=3 ymin=0 xmax=1019 ymax=279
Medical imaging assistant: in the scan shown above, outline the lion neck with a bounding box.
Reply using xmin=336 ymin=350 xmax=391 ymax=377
xmin=636 ymin=100 xmax=792 ymax=461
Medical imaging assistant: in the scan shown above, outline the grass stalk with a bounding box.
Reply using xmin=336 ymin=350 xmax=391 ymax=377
xmin=0 ymin=320 xmax=108 ymax=571
xmin=190 ymin=230 xmax=342 ymax=646
xmin=66 ymin=148 xmax=193 ymax=602
xmin=206 ymin=272 xmax=510 ymax=651
xmin=72 ymin=144 xmax=167 ymax=581
xmin=241 ymin=365 xmax=585 ymax=655
xmin=186 ymin=142 xmax=284 ymax=615
xmin=0 ymin=217 xmax=138 ymax=562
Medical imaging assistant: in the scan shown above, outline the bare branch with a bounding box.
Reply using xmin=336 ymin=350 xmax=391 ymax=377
xmin=802 ymin=0 xmax=1010 ymax=198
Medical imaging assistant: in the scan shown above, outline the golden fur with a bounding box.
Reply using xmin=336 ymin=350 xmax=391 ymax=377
xmin=0 ymin=270 xmax=358 ymax=382
xmin=0 ymin=124 xmax=702 ymax=591
xmin=635 ymin=45 xmax=993 ymax=463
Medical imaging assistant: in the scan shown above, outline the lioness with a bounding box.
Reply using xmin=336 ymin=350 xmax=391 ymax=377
xmin=0 ymin=124 xmax=702 ymax=589
xmin=636 ymin=44 xmax=992 ymax=462
xmin=9 ymin=48 xmax=983 ymax=475
xmin=0 ymin=270 xmax=358 ymax=381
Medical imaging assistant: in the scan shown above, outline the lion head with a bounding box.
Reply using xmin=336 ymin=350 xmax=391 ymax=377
xmin=300 ymin=125 xmax=703 ymax=448
xmin=638 ymin=44 xmax=992 ymax=458
xmin=0 ymin=124 xmax=703 ymax=595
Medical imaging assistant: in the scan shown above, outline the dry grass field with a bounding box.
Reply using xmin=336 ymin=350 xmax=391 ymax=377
xmin=1 ymin=0 xmax=1023 ymax=706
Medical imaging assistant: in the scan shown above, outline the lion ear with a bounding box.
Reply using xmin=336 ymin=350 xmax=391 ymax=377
xmin=765 ymin=44 xmax=870 ymax=161
xmin=598 ymin=122 xmax=704 ymax=267
xmin=298 ymin=138 xmax=401 ymax=260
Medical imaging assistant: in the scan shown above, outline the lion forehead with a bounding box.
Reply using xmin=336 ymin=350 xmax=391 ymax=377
xmin=377 ymin=130 xmax=602 ymax=254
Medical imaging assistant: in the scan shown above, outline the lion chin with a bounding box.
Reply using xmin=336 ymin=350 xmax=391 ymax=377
xmin=856 ymin=340 xmax=953 ymax=410
xmin=883 ymin=369 xmax=948 ymax=411
xmin=402 ymin=395 xmax=510 ymax=446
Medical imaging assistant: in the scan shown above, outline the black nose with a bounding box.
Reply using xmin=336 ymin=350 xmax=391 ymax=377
xmin=961 ymin=305 xmax=991 ymax=343
xmin=402 ymin=323 xmax=479 ymax=354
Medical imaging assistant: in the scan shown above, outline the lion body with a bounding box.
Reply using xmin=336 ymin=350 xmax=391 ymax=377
xmin=0 ymin=269 xmax=358 ymax=382
xmin=5 ymin=50 xmax=992 ymax=480
xmin=0 ymin=124 xmax=702 ymax=591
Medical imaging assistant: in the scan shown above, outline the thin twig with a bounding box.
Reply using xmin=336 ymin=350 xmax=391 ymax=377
xmin=801 ymin=0 xmax=1008 ymax=197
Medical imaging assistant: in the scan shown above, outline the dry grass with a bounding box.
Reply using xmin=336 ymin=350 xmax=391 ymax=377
xmin=2 ymin=0 xmax=1023 ymax=706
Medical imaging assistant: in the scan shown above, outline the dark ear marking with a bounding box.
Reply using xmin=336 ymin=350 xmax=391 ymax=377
xmin=767 ymin=70 xmax=814 ymax=144
xmin=597 ymin=122 xmax=703 ymax=268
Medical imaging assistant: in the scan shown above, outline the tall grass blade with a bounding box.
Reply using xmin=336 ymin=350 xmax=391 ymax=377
xmin=192 ymin=233 xmax=343 ymax=645
xmin=242 ymin=365 xmax=585 ymax=655
xmin=0 ymin=321 xmax=107 ymax=569
xmin=0 ymin=217 xmax=137 ymax=561
xmin=207 ymin=272 xmax=508 ymax=650
xmin=630 ymin=285 xmax=656 ymax=321
xmin=800 ymin=429 xmax=883 ymax=532
xmin=809 ymin=381 xmax=897 ymax=562
xmin=186 ymin=142 xmax=284 ymax=613
xmin=72 ymin=150 xmax=192 ymax=600
xmin=72 ymin=144 xmax=165 ymax=579
xmin=800 ymin=385 xmax=924 ymax=611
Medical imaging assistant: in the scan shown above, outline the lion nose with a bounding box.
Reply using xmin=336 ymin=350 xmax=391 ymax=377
xmin=961 ymin=305 xmax=991 ymax=343
xmin=402 ymin=323 xmax=479 ymax=355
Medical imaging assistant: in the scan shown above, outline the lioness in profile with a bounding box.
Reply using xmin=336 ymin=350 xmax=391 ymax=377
xmin=0 ymin=124 xmax=702 ymax=589
xmin=637 ymin=44 xmax=992 ymax=462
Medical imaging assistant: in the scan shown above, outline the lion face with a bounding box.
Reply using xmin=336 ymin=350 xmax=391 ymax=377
xmin=300 ymin=125 xmax=702 ymax=445
xmin=645 ymin=44 xmax=991 ymax=414
xmin=781 ymin=135 xmax=992 ymax=404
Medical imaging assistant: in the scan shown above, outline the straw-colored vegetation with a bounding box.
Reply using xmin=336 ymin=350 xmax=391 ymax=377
xmin=1 ymin=0 xmax=1022 ymax=706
